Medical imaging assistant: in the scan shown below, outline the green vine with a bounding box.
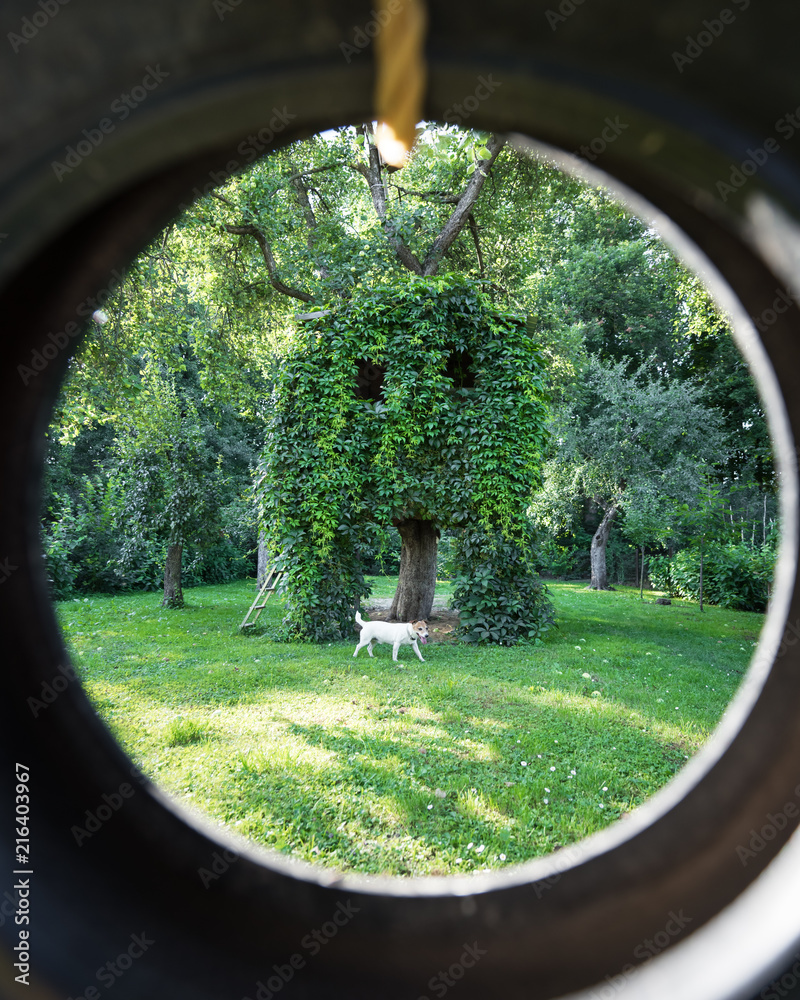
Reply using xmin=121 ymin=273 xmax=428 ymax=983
xmin=258 ymin=275 xmax=554 ymax=642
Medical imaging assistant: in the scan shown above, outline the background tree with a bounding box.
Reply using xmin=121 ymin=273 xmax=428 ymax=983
xmin=621 ymin=482 xmax=675 ymax=599
xmin=670 ymin=472 xmax=730 ymax=612
xmin=42 ymin=221 xmax=269 ymax=601
xmin=532 ymin=355 xmax=727 ymax=590
xmin=114 ymin=361 xmax=228 ymax=607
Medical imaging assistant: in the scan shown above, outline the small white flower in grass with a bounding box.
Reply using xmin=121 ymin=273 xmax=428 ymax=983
xmin=574 ymin=646 xmax=582 ymax=651
xmin=521 ymin=761 xmax=527 ymax=766
xmin=427 ymin=804 xmax=433 ymax=810
xmin=537 ymin=754 xmax=543 ymax=758
xmin=599 ymin=803 xmax=605 ymax=809
xmin=550 ymin=766 xmax=556 ymax=771
xmin=499 ymin=853 xmax=506 ymax=861
xmin=543 ymin=798 xmax=549 ymax=804
xmin=545 ymin=787 xmax=550 ymax=793
xmin=582 ymin=672 xmax=591 ymax=679
xmin=455 ymin=858 xmax=463 ymax=864
xmin=602 ymin=786 xmax=608 ymax=791
xmin=476 ymin=844 xmax=485 ymax=853
xmin=467 ymin=842 xmax=474 ymax=850
xmin=570 ymin=769 xmax=576 ymax=775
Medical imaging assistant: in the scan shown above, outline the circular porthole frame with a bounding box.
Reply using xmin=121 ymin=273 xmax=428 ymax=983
xmin=3 ymin=4 xmax=800 ymax=999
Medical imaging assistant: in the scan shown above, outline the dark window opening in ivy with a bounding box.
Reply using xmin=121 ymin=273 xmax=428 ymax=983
xmin=445 ymin=349 xmax=475 ymax=390
xmin=355 ymin=360 xmax=387 ymax=400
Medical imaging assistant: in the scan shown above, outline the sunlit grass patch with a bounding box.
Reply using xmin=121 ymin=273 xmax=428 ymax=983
xmin=56 ymin=578 xmax=761 ymax=876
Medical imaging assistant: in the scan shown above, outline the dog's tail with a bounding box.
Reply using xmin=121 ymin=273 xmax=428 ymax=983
xmin=355 ymin=611 xmax=365 ymax=626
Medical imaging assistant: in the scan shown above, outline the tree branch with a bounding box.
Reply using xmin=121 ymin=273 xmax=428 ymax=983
xmin=421 ymin=134 xmax=507 ymax=276
xmin=288 ymin=162 xmax=330 ymax=280
xmin=353 ymin=124 xmax=423 ymax=275
xmin=224 ymin=224 xmax=314 ymax=303
xmin=468 ymin=214 xmax=486 ymax=279
xmin=392 ymin=186 xmax=460 ymax=205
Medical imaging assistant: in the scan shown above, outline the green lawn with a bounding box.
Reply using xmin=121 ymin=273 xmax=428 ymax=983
xmin=56 ymin=578 xmax=762 ymax=877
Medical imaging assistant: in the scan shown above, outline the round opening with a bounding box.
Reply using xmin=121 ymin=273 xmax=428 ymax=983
xmin=3 ymin=13 xmax=800 ymax=998
xmin=47 ymin=125 xmax=783 ymax=892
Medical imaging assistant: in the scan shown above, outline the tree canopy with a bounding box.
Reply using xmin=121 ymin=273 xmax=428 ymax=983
xmin=42 ymin=122 xmax=777 ymax=621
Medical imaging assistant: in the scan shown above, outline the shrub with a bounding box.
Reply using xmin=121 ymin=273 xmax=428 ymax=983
xmin=535 ymin=534 xmax=587 ymax=579
xmin=451 ymin=526 xmax=555 ymax=645
xmin=648 ymin=543 xmax=774 ymax=612
xmin=647 ymin=554 xmax=672 ymax=594
xmin=42 ymin=475 xmax=130 ymax=598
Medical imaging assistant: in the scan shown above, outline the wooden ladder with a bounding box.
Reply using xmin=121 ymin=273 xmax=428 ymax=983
xmin=240 ymin=566 xmax=285 ymax=629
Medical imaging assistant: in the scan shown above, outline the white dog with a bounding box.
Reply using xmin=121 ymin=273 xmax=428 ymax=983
xmin=353 ymin=611 xmax=429 ymax=662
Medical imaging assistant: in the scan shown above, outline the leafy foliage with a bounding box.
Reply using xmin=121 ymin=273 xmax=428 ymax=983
xmin=531 ymin=354 xmax=728 ymax=588
xmin=648 ymin=544 xmax=774 ymax=612
xmin=259 ymin=276 xmax=552 ymax=642
xmin=451 ymin=526 xmax=555 ymax=645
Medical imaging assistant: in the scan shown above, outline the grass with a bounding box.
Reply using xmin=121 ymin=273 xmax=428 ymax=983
xmin=55 ymin=577 xmax=762 ymax=877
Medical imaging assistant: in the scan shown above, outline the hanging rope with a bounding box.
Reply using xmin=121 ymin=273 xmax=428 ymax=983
xmin=373 ymin=0 xmax=427 ymax=167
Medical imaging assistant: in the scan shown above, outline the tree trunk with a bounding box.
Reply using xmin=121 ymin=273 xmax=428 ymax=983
xmin=257 ymin=531 xmax=270 ymax=588
xmin=640 ymin=544 xmax=645 ymax=599
xmin=162 ymin=542 xmax=184 ymax=607
xmin=588 ymin=506 xmax=618 ymax=590
xmin=389 ymin=519 xmax=438 ymax=621
xmin=699 ymin=538 xmax=704 ymax=613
